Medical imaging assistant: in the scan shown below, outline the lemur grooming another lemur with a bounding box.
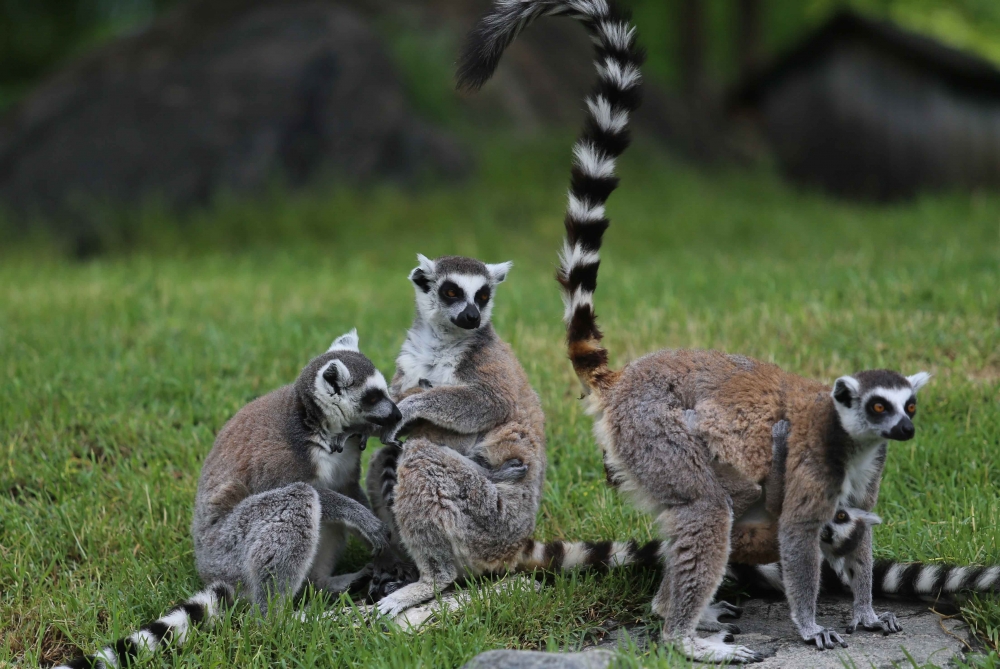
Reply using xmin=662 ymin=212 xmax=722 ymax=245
xmin=364 ymin=254 xmax=549 ymax=616
xmin=57 ymin=332 xmax=398 ymax=669
xmin=458 ymin=0 xmax=932 ymax=663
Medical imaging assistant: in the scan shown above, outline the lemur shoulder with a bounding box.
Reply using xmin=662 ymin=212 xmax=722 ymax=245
xmin=57 ymin=331 xmax=400 ymax=669
xmin=457 ymin=1 xmax=932 ymax=663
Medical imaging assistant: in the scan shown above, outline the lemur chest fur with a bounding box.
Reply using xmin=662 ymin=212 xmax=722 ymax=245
xmin=310 ymin=444 xmax=360 ymax=491
xmin=838 ymin=441 xmax=884 ymax=507
xmin=395 ymin=326 xmax=470 ymax=392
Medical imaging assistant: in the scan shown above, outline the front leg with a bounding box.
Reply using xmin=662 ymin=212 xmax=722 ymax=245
xmin=382 ymin=384 xmax=511 ymax=444
xmin=840 ymin=526 xmax=902 ymax=635
xmin=779 ymin=519 xmax=847 ymax=650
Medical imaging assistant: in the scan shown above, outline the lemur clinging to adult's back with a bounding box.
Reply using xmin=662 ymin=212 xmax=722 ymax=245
xmin=57 ymin=332 xmax=398 ymax=669
xmin=457 ymin=1 xmax=932 ymax=663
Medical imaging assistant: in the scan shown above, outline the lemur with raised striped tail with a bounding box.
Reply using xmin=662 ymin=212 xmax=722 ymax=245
xmin=56 ymin=332 xmax=399 ymax=669
xmin=457 ymin=1 xmax=932 ymax=662
xmin=363 ymin=255 xmax=548 ymax=617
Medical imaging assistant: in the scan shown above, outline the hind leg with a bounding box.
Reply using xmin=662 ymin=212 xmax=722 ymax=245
xmin=228 ymin=483 xmax=324 ymax=615
xmin=610 ymin=406 xmax=762 ymax=663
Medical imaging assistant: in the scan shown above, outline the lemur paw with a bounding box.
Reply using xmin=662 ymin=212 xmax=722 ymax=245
xmin=847 ymin=610 xmax=901 ymax=635
xmin=804 ymin=627 xmax=848 ymax=650
xmin=697 ymin=600 xmax=743 ymax=634
xmin=418 ymin=378 xmax=433 ymax=389
xmin=772 ymin=419 xmax=790 ymax=441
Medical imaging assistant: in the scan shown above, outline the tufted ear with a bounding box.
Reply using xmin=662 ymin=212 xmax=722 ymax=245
xmin=409 ymin=254 xmax=436 ymax=293
xmin=328 ymin=328 xmax=359 ymax=353
xmin=320 ymin=360 xmax=352 ymax=395
xmin=907 ymin=372 xmax=931 ymax=393
xmin=832 ymin=376 xmax=860 ymax=408
xmin=486 ymin=260 xmax=513 ymax=284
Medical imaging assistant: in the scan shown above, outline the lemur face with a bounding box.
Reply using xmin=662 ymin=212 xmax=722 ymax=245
xmin=408 ymin=254 xmax=512 ymax=333
xmin=820 ymin=507 xmax=882 ymax=558
xmin=832 ymin=369 xmax=930 ymax=442
xmin=297 ymin=330 xmax=401 ymax=430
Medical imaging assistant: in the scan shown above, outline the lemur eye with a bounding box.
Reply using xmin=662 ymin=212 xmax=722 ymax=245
xmin=835 ymin=511 xmax=847 ymax=522
xmin=872 ymin=403 xmax=885 ymax=413
xmin=477 ymin=291 xmax=489 ymax=302
xmin=906 ymin=403 xmax=916 ymax=414
xmin=445 ymin=289 xmax=457 ymax=298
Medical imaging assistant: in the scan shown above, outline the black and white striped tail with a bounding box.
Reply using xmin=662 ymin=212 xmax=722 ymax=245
xmin=55 ymin=582 xmax=234 ymax=669
xmin=514 ymin=538 xmax=664 ymax=571
xmin=457 ymin=0 xmax=644 ymax=393
xmin=380 ymin=444 xmax=401 ymax=509
xmin=726 ymin=561 xmax=1000 ymax=602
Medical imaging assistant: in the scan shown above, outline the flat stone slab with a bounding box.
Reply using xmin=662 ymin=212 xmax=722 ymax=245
xmin=590 ymin=596 xmax=973 ymax=668
xmin=463 ymin=650 xmax=617 ymax=669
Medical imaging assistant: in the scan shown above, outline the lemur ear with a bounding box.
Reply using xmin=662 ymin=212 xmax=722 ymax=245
xmin=409 ymin=254 xmax=436 ymax=293
xmin=907 ymin=372 xmax=931 ymax=393
xmin=328 ymin=328 xmax=360 ymax=353
xmin=486 ymin=260 xmax=513 ymax=284
xmin=321 ymin=360 xmax=352 ymax=395
xmin=832 ymin=376 xmax=860 ymax=408
xmin=854 ymin=510 xmax=883 ymax=526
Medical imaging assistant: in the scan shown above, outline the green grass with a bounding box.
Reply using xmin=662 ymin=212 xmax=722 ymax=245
xmin=1 ymin=137 xmax=998 ymax=667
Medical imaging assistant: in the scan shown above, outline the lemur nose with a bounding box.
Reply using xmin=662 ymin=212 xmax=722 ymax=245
xmin=453 ymin=304 xmax=481 ymax=329
xmin=370 ymin=403 xmax=402 ymax=426
xmin=888 ymin=417 xmax=915 ymax=441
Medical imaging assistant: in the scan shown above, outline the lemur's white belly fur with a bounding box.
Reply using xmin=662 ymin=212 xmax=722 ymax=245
xmin=838 ymin=441 xmax=884 ymax=508
xmin=396 ymin=330 xmax=471 ymax=392
xmin=310 ymin=444 xmax=361 ymax=491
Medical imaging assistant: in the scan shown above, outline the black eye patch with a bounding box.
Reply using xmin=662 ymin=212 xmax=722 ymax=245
xmin=438 ymin=281 xmax=464 ymax=303
xmin=474 ymin=286 xmax=491 ymax=307
xmin=360 ymin=388 xmax=385 ymax=407
xmin=865 ymin=396 xmax=893 ymax=419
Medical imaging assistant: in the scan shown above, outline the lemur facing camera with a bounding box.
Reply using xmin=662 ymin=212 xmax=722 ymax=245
xmin=458 ymin=0 xmax=931 ymax=663
xmin=364 ymin=254 xmax=548 ymax=617
xmin=57 ymin=331 xmax=398 ymax=669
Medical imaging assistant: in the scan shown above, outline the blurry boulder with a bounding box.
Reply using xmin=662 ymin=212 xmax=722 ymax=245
xmin=0 ymin=0 xmax=468 ymax=220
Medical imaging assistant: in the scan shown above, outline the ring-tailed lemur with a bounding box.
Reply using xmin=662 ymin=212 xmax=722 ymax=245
xmin=728 ymin=506 xmax=999 ymax=618
xmin=56 ymin=331 xmax=399 ymax=669
xmin=363 ymin=254 xmax=548 ymax=616
xmin=457 ymin=2 xmax=932 ymax=662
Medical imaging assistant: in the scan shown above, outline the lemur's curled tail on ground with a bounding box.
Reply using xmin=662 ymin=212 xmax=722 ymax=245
xmin=728 ymin=561 xmax=1000 ymax=605
xmin=55 ymin=583 xmax=234 ymax=669
xmin=457 ymin=0 xmax=644 ymax=394
xmin=511 ymin=537 xmax=664 ymax=572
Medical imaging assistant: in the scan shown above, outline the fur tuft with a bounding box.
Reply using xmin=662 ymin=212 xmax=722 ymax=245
xmin=54 ymin=583 xmax=235 ymax=669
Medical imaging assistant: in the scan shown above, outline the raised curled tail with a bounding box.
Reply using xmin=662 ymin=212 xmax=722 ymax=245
xmin=55 ymin=582 xmax=234 ymax=669
xmin=457 ymin=0 xmax=644 ymax=394
xmin=513 ymin=538 xmax=664 ymax=571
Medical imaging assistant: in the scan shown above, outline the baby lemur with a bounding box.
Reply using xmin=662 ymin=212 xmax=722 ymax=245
xmin=458 ymin=1 xmax=931 ymax=663
xmin=365 ymin=254 xmax=547 ymax=617
xmin=57 ymin=331 xmax=398 ymax=669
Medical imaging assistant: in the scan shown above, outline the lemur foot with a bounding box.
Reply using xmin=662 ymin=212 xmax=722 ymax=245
xmin=696 ymin=600 xmax=744 ymax=635
xmin=847 ymin=610 xmax=901 ymax=635
xmin=418 ymin=378 xmax=433 ymax=389
xmin=772 ymin=419 xmax=790 ymax=442
xmin=803 ymin=626 xmax=848 ymax=650
xmin=673 ymin=632 xmax=764 ymax=663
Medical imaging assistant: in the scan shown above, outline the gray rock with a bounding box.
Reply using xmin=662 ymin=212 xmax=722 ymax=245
xmin=462 ymin=650 xmax=618 ymax=669
xmin=590 ymin=596 xmax=973 ymax=668
xmin=0 ymin=0 xmax=467 ymax=223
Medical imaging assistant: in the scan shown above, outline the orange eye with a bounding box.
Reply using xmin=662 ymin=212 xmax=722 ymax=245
xmin=446 ymin=290 xmax=457 ymax=298
xmin=873 ymin=403 xmax=885 ymax=413
xmin=477 ymin=292 xmax=489 ymax=302
xmin=907 ymin=403 xmax=916 ymax=414
xmin=835 ymin=511 xmax=848 ymax=522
